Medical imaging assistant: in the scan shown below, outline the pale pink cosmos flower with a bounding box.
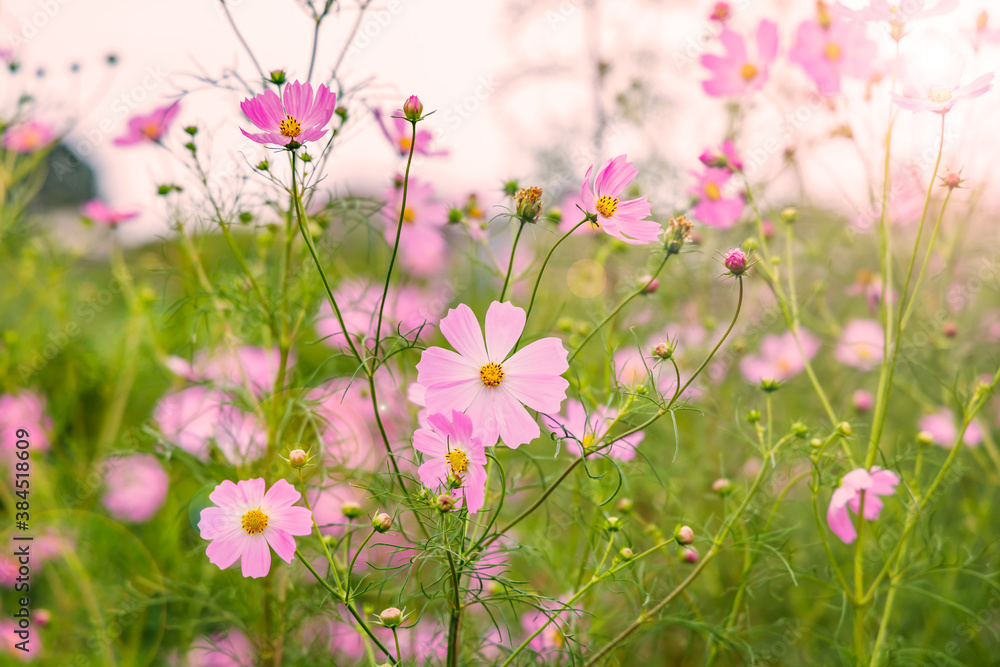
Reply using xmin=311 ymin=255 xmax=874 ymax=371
xmin=184 ymin=629 xmax=254 ymax=667
xmin=841 ymin=0 xmax=958 ymax=39
xmin=543 ymin=399 xmax=644 ymax=461
xmin=701 ymin=20 xmax=779 ymax=97
xmin=0 ymin=391 xmax=52 ymax=455
xmin=240 ymin=81 xmax=336 ymax=147
xmin=198 ymin=478 xmax=313 ymax=578
xmin=918 ymin=409 xmax=983 ymax=448
xmin=3 ymin=119 xmax=54 ymax=153
xmin=154 ymin=386 xmax=223 ymax=460
xmin=579 ymin=154 xmax=662 ymax=245
xmin=827 ymin=467 xmax=900 ymax=544
xmin=789 ymin=14 xmax=877 ymax=95
xmin=416 ymin=301 xmax=569 ymax=448
xmin=79 ymin=199 xmax=140 ymax=227
xmin=373 ymin=107 xmax=448 ymax=157
xmin=739 ymin=329 xmax=821 ymax=383
xmin=520 ymin=602 xmax=573 ymax=662
xmin=1 ymin=619 xmax=41 ymax=661
xmin=213 ymin=405 xmax=267 ymax=465
xmin=414 ymin=410 xmax=489 ymax=513
xmin=689 ymin=167 xmax=743 ymax=229
xmin=381 ymin=176 xmax=449 ymax=277
xmin=891 ymin=65 xmax=994 ymax=114
xmin=834 ymin=319 xmax=884 ymax=371
xmin=614 ymin=348 xmax=649 ymax=387
xmin=114 ymin=102 xmax=180 ymax=145
xmin=101 ymin=454 xmax=169 ymax=523
xmin=305 ymin=382 xmax=379 ymax=471
xmin=167 ymin=346 xmax=292 ymax=398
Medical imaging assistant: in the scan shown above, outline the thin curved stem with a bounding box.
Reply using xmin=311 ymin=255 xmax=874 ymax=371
xmin=499 ymin=221 xmax=526 ymax=302
xmin=519 ymin=218 xmax=588 ymax=341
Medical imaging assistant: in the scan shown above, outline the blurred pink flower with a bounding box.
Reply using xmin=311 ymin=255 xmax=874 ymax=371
xmin=520 ymin=603 xmax=571 ymax=662
xmin=101 ymin=454 xmax=169 ymax=523
xmin=198 ymin=478 xmax=313 ymax=578
xmin=892 ymin=69 xmax=993 ymax=114
xmin=416 ymin=301 xmax=569 ymax=448
xmin=240 ymin=81 xmax=335 ymax=147
xmin=154 ymin=386 xmax=223 ymax=460
xmin=2 ymin=119 xmax=54 ymax=153
xmin=184 ymin=629 xmax=254 ymax=667
xmin=834 ymin=319 xmax=884 ymax=371
xmin=380 ymin=176 xmax=449 ymax=277
xmin=1 ymin=619 xmax=40 ymax=661
xmin=314 ymin=279 xmax=442 ymax=352
xmin=853 ymin=389 xmax=874 ymax=411
xmin=307 ymin=484 xmax=362 ymax=538
xmin=373 ymin=107 xmax=448 ymax=156
xmin=918 ymin=409 xmax=983 ymax=448
xmin=789 ymin=15 xmax=877 ymax=95
xmin=739 ymin=330 xmax=821 ymax=383
xmin=842 ymin=0 xmax=958 ymax=36
xmin=579 ymin=154 xmax=661 ymax=245
xmin=114 ymin=102 xmax=180 ymax=145
xmin=79 ymin=199 xmax=140 ymax=227
xmin=701 ymin=20 xmax=779 ymax=97
xmin=827 ymin=467 xmax=900 ymax=544
xmin=846 ymin=272 xmax=897 ymax=313
xmin=414 ymin=410 xmax=488 ymax=513
xmin=543 ymin=399 xmax=644 ymax=461
xmin=614 ymin=348 xmax=649 ymax=387
xmin=306 ymin=382 xmax=380 ymax=471
xmin=0 ymin=391 xmax=52 ymax=455
xmin=213 ymin=405 xmax=266 ymax=465
xmin=689 ymin=167 xmax=743 ymax=229
xmin=322 ymin=619 xmax=367 ymax=661
xmin=968 ymin=11 xmax=1000 ymax=51
xmin=558 ymin=190 xmax=596 ymax=234
xmin=167 ymin=346 xmax=292 ymax=398
xmin=699 ymin=140 xmax=743 ymax=171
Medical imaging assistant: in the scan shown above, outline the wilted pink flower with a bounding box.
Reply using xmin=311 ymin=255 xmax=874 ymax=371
xmin=834 ymin=319 xmax=884 ymax=371
xmin=373 ymin=107 xmax=447 ymax=156
xmin=892 ymin=68 xmax=993 ymax=114
xmin=699 ymin=140 xmax=743 ymax=171
xmin=827 ymin=467 xmax=900 ymax=544
xmin=80 ymin=199 xmax=140 ymax=227
xmin=918 ymin=409 xmax=983 ymax=448
xmin=689 ymin=167 xmax=743 ymax=229
xmin=114 ymin=102 xmax=180 ymax=145
xmin=416 ymin=301 xmax=569 ymax=448
xmin=414 ymin=410 xmax=488 ymax=513
xmin=3 ymin=119 xmax=54 ymax=153
xmin=789 ymin=14 xmax=877 ymax=95
xmin=739 ymin=330 xmax=821 ymax=383
xmin=0 ymin=392 xmax=52 ymax=455
xmin=543 ymin=399 xmax=644 ymax=461
xmin=579 ymin=154 xmax=662 ymax=245
xmin=185 ymin=629 xmax=254 ymax=667
xmin=380 ymin=176 xmax=449 ymax=277
xmin=240 ymin=81 xmax=336 ymax=148
xmin=198 ymin=478 xmax=313 ymax=578
xmin=701 ymin=20 xmax=779 ymax=97
xmin=101 ymin=454 xmax=169 ymax=523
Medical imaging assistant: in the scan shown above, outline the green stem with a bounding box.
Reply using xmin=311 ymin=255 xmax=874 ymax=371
xmin=520 ymin=218 xmax=588 ymax=339
xmin=899 ymin=187 xmax=953 ymax=330
xmin=499 ymin=220 xmax=526 ymax=301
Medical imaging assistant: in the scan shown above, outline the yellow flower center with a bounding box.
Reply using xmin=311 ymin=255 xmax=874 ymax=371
xmin=595 ymin=195 xmax=619 ymax=218
xmin=241 ymin=508 xmax=269 ymax=535
xmin=446 ymin=449 xmax=469 ymax=474
xmin=824 ymin=43 xmax=842 ymax=60
xmin=705 ymin=183 xmax=721 ymax=201
xmin=398 ymin=136 xmax=412 ymax=151
xmin=141 ymin=122 xmax=161 ymax=139
xmin=581 ymin=433 xmax=595 ymax=450
xmin=741 ymin=63 xmax=758 ymax=81
xmin=279 ymin=115 xmax=302 ymax=138
xmin=929 ymin=87 xmax=953 ymax=103
xmin=479 ymin=362 xmax=504 ymax=387
xmin=403 ymin=208 xmax=416 ymax=223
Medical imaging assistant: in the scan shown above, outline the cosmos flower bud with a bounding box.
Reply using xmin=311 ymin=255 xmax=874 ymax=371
xmin=604 ymin=516 xmax=623 ymax=532
xmin=682 ymin=547 xmax=699 ymax=564
xmin=916 ymin=430 xmax=935 ymax=447
xmin=837 ymin=422 xmax=852 ymax=437
xmin=402 ymin=95 xmax=423 ymax=121
xmin=256 ymin=160 xmax=270 ymax=171
xmin=942 ymin=321 xmax=958 ymax=338
xmin=446 ymin=473 xmax=463 ymax=489
xmin=710 ymin=2 xmax=731 ymax=23
xmin=640 ymin=276 xmax=659 ymax=294
xmin=616 ymin=497 xmax=634 ymax=513
xmin=435 ymin=493 xmax=458 ymax=513
xmin=35 ymin=609 xmax=51 ymax=627
xmin=269 ymin=69 xmax=287 ymax=85
xmin=780 ymin=207 xmax=798 ymax=225
xmin=712 ymin=478 xmax=734 ymax=496
xmin=793 ymin=422 xmax=809 ymax=438
xmin=652 ymin=341 xmax=674 ymax=360
xmin=618 ymin=547 xmax=634 ymax=561
xmin=341 ymin=502 xmax=362 ymax=519
xmin=759 ymin=378 xmax=781 ymax=393
xmin=940 ymin=171 xmax=964 ymax=190
xmin=447 ymin=207 xmax=463 ymax=223
xmin=372 ymin=511 xmax=393 ymax=533
xmin=723 ymin=248 xmax=748 ymax=276
xmin=503 ymin=179 xmax=520 ymax=197
xmin=675 ymin=525 xmax=694 ymax=545
xmin=288 ymin=448 xmax=308 ymax=468
xmin=746 ymin=409 xmax=761 ymax=424
xmin=380 ymin=607 xmax=403 ymax=627
xmin=853 ymin=390 xmax=873 ymax=412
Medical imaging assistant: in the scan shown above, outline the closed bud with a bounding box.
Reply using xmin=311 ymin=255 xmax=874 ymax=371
xmin=35 ymin=609 xmax=51 ymax=627
xmin=810 ymin=437 xmax=823 ymax=448
xmin=837 ymin=422 xmax=852 ymax=437
xmin=682 ymin=547 xmax=699 ymax=564
xmin=675 ymin=525 xmax=694 ymax=545
xmin=618 ymin=547 xmax=634 ymax=561
xmin=942 ymin=321 xmax=958 ymax=338
xmin=184 ymin=125 xmax=198 ymax=136
xmin=402 ymin=95 xmax=423 ymax=121
xmin=379 ymin=607 xmax=403 ymax=628
xmin=341 ymin=501 xmax=362 ymax=519
xmin=435 ymin=493 xmax=458 ymax=512
xmin=288 ymin=448 xmax=308 ymax=468
xmin=916 ymin=430 xmax=935 ymax=447
xmin=746 ymin=409 xmax=761 ymax=424
xmin=723 ymin=248 xmax=748 ymax=276
xmin=502 ymin=179 xmax=520 ymax=197
xmin=652 ymin=341 xmax=674 ymax=360
xmin=446 ymin=474 xmax=463 ymax=489
xmin=792 ymin=421 xmax=809 ymax=438
xmin=759 ymin=378 xmax=781 ymax=393
xmin=269 ymin=69 xmax=287 ymax=84
xmin=447 ymin=207 xmax=463 ymax=223
xmin=640 ymin=276 xmax=659 ymax=294
xmin=712 ymin=478 xmax=733 ymax=495
xmin=853 ymin=389 xmax=873 ymax=412
xmin=616 ymin=497 xmax=633 ymax=513
xmin=780 ymin=207 xmax=798 ymax=224
xmin=372 ymin=511 xmax=393 ymax=533
xmin=604 ymin=516 xmax=623 ymax=532
xmin=256 ymin=160 xmax=270 ymax=171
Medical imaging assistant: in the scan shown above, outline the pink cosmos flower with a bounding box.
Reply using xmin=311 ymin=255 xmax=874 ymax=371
xmin=557 ymin=191 xmax=597 ymax=235
xmin=0 ymin=392 xmax=52 ymax=455
xmin=543 ymin=399 xmax=644 ymax=461
xmin=520 ymin=602 xmax=572 ymax=662
xmin=414 ymin=410 xmax=488 ymax=513
xmin=853 ymin=389 xmax=874 ymax=411
xmin=834 ymin=319 xmax=884 ymax=371
xmin=380 ymin=176 xmax=449 ymax=277
xmin=579 ymin=154 xmax=662 ymax=245
xmin=184 ymin=629 xmax=254 ymax=667
xmin=699 ymin=140 xmax=743 ymax=171
xmin=739 ymin=329 xmax=821 ymax=383
xmin=789 ymin=14 xmax=877 ymax=95
xmin=968 ymin=11 xmax=1000 ymax=52
xmin=79 ymin=199 xmax=140 ymax=227
xmin=101 ymin=454 xmax=169 ymax=523
xmin=416 ymin=301 xmax=569 ymax=448
xmin=198 ymin=478 xmax=313 ymax=578
xmin=2 ymin=119 xmax=54 ymax=153
xmin=847 ymin=272 xmax=897 ymax=313
xmin=827 ymin=467 xmax=900 ymax=544
xmin=240 ymin=81 xmax=336 ymax=148
xmin=701 ymin=20 xmax=779 ymax=97
xmin=154 ymin=386 xmax=223 ymax=460
xmin=306 ymin=382 xmax=379 ymax=471
xmin=918 ymin=409 xmax=983 ymax=448
xmin=1 ymin=619 xmax=41 ymax=661
xmin=114 ymin=102 xmax=180 ymax=146
xmin=307 ymin=484 xmax=363 ymax=538
xmin=213 ymin=404 xmax=267 ymax=464
xmin=841 ymin=0 xmax=958 ymax=39
xmin=891 ymin=68 xmax=994 ymax=114
xmin=373 ymin=107 xmax=448 ymax=157
xmin=166 ymin=346 xmax=292 ymax=398
xmin=689 ymin=167 xmax=743 ymax=229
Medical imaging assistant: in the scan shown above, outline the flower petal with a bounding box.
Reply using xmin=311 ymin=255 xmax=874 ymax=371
xmin=439 ymin=304 xmax=489 ymax=365
xmin=241 ymin=534 xmax=271 ymax=578
xmin=485 ymin=301 xmax=526 ymax=362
